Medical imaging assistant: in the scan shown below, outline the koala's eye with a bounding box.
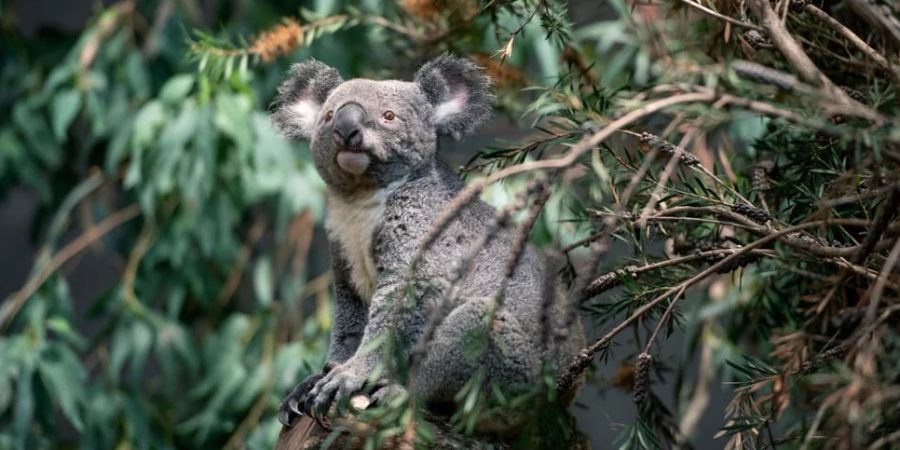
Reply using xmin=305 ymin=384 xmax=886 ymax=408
xmin=324 ymin=110 xmax=334 ymax=122
xmin=382 ymin=110 xmax=395 ymax=121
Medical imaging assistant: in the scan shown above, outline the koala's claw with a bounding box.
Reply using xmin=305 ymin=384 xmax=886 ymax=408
xmin=312 ymin=405 xmax=332 ymax=430
xmin=278 ymin=370 xmax=328 ymax=427
xmin=304 ymin=362 xmax=368 ymax=423
xmin=277 ymin=407 xmax=292 ymax=427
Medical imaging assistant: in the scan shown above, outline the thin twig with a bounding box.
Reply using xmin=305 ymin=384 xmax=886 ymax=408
xmin=803 ymin=4 xmax=900 ymax=82
xmin=864 ymin=236 xmax=900 ymax=325
xmin=557 ymin=219 xmax=876 ymax=394
xmin=843 ymin=0 xmax=900 ymax=49
xmin=676 ymin=0 xmax=764 ymax=31
xmin=870 ymin=428 xmax=900 ymax=450
xmin=852 ymin=188 xmax=900 ymax=264
xmin=121 ymin=220 xmax=156 ymax=316
xmin=424 ymin=91 xmax=717 ymax=253
xmin=408 ymin=186 xmax=534 ymax=372
xmin=748 ymin=0 xmax=832 ymax=87
xmin=583 ymin=248 xmax=773 ymax=298
xmin=645 ymin=205 xmax=895 ymax=260
xmin=643 ymin=284 xmax=687 ymax=354
xmin=217 ymin=217 xmax=269 ymax=307
xmin=747 ymin=0 xmax=882 ymax=122
xmin=636 ymin=130 xmax=697 ymax=227
xmin=0 ymin=204 xmax=141 ymax=330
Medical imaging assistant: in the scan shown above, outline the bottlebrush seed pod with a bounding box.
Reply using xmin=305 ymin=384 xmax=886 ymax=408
xmin=632 ymin=352 xmax=653 ymax=406
xmin=733 ymin=60 xmax=798 ymax=91
xmin=732 ymin=203 xmax=772 ymax=223
xmin=638 ymin=132 xmax=700 ymax=166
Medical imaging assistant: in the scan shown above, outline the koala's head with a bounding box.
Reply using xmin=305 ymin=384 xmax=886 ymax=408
xmin=271 ymin=54 xmax=491 ymax=194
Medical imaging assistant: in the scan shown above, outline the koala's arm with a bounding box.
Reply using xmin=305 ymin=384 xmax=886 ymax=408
xmin=277 ymin=242 xmax=367 ymax=425
xmin=343 ymin=274 xmax=424 ymax=371
xmin=326 ymin=241 xmax=368 ymax=365
xmin=338 ymin=210 xmax=436 ymax=374
xmin=302 ymin=216 xmax=430 ymax=416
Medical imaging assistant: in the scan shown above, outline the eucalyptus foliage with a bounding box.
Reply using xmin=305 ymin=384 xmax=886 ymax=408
xmin=1 ymin=2 xmax=328 ymax=449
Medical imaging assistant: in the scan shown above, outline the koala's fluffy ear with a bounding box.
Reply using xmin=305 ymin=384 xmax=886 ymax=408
xmin=271 ymin=60 xmax=343 ymax=140
xmin=414 ymin=54 xmax=492 ymax=140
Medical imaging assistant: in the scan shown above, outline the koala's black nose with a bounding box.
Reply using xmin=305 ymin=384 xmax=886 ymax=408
xmin=333 ymin=102 xmax=366 ymax=149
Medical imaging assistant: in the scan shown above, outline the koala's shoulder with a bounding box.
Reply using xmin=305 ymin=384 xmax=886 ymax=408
xmin=376 ymin=163 xmax=496 ymax=254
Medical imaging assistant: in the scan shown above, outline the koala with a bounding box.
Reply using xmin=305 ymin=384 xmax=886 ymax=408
xmin=271 ymin=54 xmax=585 ymax=429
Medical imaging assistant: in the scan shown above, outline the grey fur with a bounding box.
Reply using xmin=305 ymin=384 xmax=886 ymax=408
xmin=272 ymin=55 xmax=585 ymax=429
xmin=271 ymin=60 xmax=344 ymax=140
xmin=414 ymin=53 xmax=493 ymax=140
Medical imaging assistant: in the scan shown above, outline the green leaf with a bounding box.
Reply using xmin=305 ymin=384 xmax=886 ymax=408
xmin=51 ymin=89 xmax=83 ymax=140
xmin=37 ymin=344 xmax=86 ymax=431
xmin=104 ymin=118 xmax=133 ymax=172
xmin=132 ymin=100 xmax=165 ymax=148
xmin=13 ymin=368 xmax=35 ymax=447
xmin=0 ymin=129 xmax=25 ymax=179
xmin=46 ymin=316 xmax=87 ymax=350
xmin=128 ymin=321 xmax=154 ymax=383
xmin=12 ymin=103 xmax=59 ymax=168
xmin=253 ymin=258 xmax=273 ymax=307
xmin=159 ymin=74 xmax=195 ymax=104
xmin=124 ymin=51 xmax=151 ymax=99
xmin=42 ymin=64 xmax=76 ymax=96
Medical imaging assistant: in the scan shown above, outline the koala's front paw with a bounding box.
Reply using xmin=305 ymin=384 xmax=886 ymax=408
xmin=278 ymin=364 xmax=333 ymax=427
xmin=304 ymin=360 xmax=371 ymax=427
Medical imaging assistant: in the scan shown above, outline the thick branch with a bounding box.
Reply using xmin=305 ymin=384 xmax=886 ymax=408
xmin=748 ymin=0 xmax=832 ymax=87
xmin=843 ymin=0 xmax=900 ymax=49
xmin=747 ymin=0 xmax=867 ymax=114
xmin=804 ymin=4 xmax=900 ymax=82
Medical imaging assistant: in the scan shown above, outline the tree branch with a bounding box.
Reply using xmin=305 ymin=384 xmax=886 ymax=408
xmin=675 ymin=0 xmax=764 ymax=31
xmin=556 ymin=219 xmax=893 ymax=394
xmin=746 ymin=0 xmax=880 ymax=120
xmin=0 ymin=204 xmax=141 ymax=331
xmin=803 ymin=4 xmax=900 ymax=82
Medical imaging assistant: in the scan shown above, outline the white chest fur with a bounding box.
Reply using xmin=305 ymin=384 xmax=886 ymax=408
xmin=325 ymin=186 xmax=396 ymax=302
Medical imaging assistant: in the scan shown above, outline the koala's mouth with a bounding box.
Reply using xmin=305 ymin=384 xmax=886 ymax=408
xmin=335 ymin=146 xmax=371 ymax=176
